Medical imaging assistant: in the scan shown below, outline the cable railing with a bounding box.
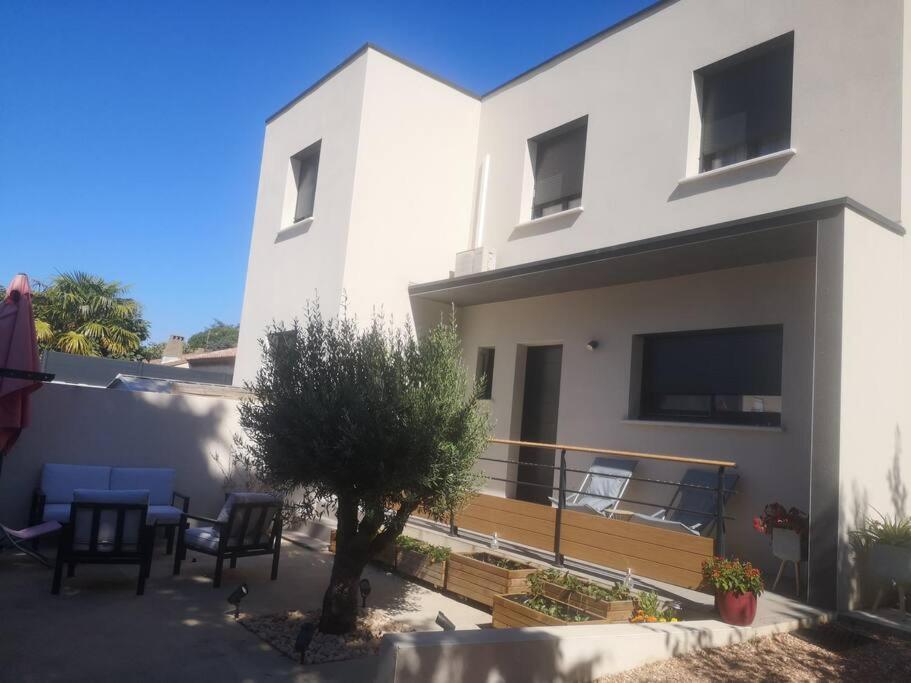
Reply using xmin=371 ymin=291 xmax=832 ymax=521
xmin=450 ymin=437 xmax=738 ymax=564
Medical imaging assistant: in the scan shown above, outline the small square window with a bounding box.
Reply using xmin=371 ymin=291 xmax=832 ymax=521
xmin=292 ymin=141 xmax=321 ymax=222
xmin=476 ymin=347 xmax=495 ymax=400
xmin=530 ymin=117 xmax=587 ymax=219
xmin=698 ymin=34 xmax=793 ymax=172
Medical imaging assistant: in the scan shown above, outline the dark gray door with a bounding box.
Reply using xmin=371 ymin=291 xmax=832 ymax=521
xmin=515 ymin=345 xmax=563 ymax=504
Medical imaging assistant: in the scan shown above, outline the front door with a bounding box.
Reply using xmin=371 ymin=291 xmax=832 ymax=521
xmin=515 ymin=345 xmax=563 ymax=504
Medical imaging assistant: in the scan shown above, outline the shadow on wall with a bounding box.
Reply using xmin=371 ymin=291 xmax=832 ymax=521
xmin=0 ymin=383 xmax=242 ymax=526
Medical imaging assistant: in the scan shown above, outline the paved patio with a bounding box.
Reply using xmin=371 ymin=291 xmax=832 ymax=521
xmin=0 ymin=538 xmax=490 ymax=682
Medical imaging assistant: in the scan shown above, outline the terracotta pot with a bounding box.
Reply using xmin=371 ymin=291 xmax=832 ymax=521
xmin=716 ymin=590 xmax=757 ymax=626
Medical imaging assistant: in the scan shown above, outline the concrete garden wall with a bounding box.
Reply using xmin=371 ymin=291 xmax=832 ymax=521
xmin=0 ymin=382 xmax=243 ymax=526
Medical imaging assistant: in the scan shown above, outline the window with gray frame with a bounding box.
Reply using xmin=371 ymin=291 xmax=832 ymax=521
xmin=635 ymin=325 xmax=783 ymax=426
xmin=530 ymin=117 xmax=587 ymax=218
xmin=698 ymin=33 xmax=793 ymax=172
xmin=292 ymin=141 xmax=321 ymax=222
xmin=476 ymin=347 xmax=495 ymax=399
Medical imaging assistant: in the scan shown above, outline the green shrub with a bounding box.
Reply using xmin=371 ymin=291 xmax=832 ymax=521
xmin=395 ymin=536 xmax=451 ymax=562
xmin=528 ymin=569 xmax=631 ymax=601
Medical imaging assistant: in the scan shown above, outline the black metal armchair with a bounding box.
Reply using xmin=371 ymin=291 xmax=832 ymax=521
xmin=172 ymin=492 xmax=283 ymax=588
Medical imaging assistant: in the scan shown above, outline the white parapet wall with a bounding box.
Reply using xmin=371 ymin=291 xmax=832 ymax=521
xmin=377 ymin=601 xmax=831 ymax=683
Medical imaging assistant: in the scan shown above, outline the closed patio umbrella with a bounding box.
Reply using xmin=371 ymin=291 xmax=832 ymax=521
xmin=0 ymin=274 xmax=49 ymax=477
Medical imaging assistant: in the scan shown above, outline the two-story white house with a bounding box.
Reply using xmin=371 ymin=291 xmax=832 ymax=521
xmin=235 ymin=0 xmax=911 ymax=610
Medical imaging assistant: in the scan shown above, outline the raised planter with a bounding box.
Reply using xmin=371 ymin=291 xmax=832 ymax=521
xmin=328 ymin=529 xmax=336 ymax=553
xmin=492 ymin=593 xmax=610 ymax=628
xmin=446 ymin=552 xmax=536 ymax=607
xmin=538 ymin=581 xmax=634 ymax=622
xmin=772 ymin=528 xmax=806 ymax=562
xmin=396 ymin=547 xmax=447 ymax=589
xmin=870 ymin=543 xmax=911 ymax=584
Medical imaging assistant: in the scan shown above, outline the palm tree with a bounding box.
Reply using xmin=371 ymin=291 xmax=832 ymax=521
xmin=33 ymin=272 xmax=150 ymax=359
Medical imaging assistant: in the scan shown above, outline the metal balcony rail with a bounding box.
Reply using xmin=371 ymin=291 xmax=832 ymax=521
xmin=448 ymin=437 xmax=737 ymax=564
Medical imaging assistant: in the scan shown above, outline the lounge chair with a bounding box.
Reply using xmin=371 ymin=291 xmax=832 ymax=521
xmin=173 ymin=492 xmax=283 ymax=588
xmin=0 ymin=520 xmax=61 ymax=566
xmin=52 ymin=489 xmax=155 ymax=595
xmin=549 ymin=457 xmax=638 ymax=517
xmin=629 ymin=469 xmax=739 ymax=536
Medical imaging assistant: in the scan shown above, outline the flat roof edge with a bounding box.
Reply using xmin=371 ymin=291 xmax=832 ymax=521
xmin=409 ymin=197 xmax=903 ymax=297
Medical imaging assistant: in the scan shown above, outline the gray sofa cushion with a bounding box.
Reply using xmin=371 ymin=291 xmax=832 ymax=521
xmin=72 ymin=489 xmax=150 ymax=551
xmin=42 ymin=503 xmax=72 ymax=523
xmin=184 ymin=526 xmax=220 ymax=552
xmin=147 ymin=505 xmax=183 ymax=525
xmin=110 ymin=467 xmax=175 ymax=506
xmin=41 ymin=464 xmax=112 ymax=504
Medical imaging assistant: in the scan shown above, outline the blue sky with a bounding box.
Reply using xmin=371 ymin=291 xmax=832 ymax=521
xmin=0 ymin=0 xmax=653 ymax=342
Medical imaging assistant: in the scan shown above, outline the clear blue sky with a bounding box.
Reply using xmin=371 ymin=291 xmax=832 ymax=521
xmin=0 ymin=0 xmax=654 ymax=343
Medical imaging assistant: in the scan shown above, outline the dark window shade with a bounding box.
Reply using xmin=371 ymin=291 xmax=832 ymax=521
xmin=476 ymin=347 xmax=495 ymax=399
xmin=532 ymin=119 xmax=587 ymax=216
xmin=699 ymin=34 xmax=793 ymax=171
xmin=293 ymin=142 xmax=321 ymax=222
xmin=639 ymin=326 xmax=783 ymax=426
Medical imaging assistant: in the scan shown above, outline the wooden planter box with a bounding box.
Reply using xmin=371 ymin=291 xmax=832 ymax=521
xmin=396 ymin=547 xmax=447 ymax=589
xmin=446 ymin=552 xmax=536 ymax=607
xmin=539 ymin=581 xmax=634 ymax=622
xmin=492 ymin=593 xmax=611 ymax=628
xmin=328 ymin=530 xmax=395 ymax=568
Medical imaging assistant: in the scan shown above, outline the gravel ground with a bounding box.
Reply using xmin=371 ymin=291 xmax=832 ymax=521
xmin=598 ymin=623 xmax=911 ymax=682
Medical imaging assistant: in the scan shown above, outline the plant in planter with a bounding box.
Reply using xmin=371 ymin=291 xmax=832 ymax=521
xmin=394 ymin=536 xmax=450 ymax=588
xmin=492 ymin=593 xmax=609 ymax=628
xmin=528 ymin=569 xmax=634 ymax=622
xmin=701 ymin=557 xmax=764 ymax=626
xmin=849 ymin=510 xmax=911 ymax=612
xmin=754 ymin=502 xmax=808 ymax=595
xmin=629 ymin=590 xmax=680 ymax=623
xmin=446 ymin=552 xmax=536 ymax=607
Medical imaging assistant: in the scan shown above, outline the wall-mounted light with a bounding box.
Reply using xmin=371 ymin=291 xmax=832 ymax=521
xmin=586 ymin=340 xmax=599 ymax=351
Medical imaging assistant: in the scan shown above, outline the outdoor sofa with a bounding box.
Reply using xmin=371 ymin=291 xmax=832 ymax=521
xmin=30 ymin=463 xmax=189 ymax=554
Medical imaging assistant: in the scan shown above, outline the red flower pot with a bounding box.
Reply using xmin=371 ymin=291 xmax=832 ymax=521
xmin=716 ymin=590 xmax=757 ymax=626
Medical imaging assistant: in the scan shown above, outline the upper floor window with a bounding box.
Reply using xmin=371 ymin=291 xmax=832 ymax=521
xmin=292 ymin=141 xmax=321 ymax=222
xmin=635 ymin=325 xmax=783 ymax=427
xmin=530 ymin=117 xmax=587 ymax=218
xmin=698 ymin=33 xmax=793 ymax=172
xmin=476 ymin=347 xmax=495 ymax=399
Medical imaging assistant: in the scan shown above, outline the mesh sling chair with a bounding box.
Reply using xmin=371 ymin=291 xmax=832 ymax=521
xmin=629 ymin=469 xmax=739 ymax=536
xmin=52 ymin=489 xmax=154 ymax=595
xmin=549 ymin=457 xmax=638 ymax=517
xmin=173 ymin=492 xmax=283 ymax=588
xmin=0 ymin=520 xmax=61 ymax=566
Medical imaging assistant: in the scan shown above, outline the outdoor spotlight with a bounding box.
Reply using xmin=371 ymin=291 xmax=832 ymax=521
xmin=586 ymin=340 xmax=599 ymax=351
xmin=359 ymin=578 xmax=372 ymax=608
xmin=435 ymin=611 xmax=456 ymax=631
xmin=227 ymin=583 xmax=249 ymax=620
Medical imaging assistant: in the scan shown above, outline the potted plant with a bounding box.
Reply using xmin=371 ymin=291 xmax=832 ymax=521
xmin=753 ymin=503 xmax=808 ymax=563
xmin=629 ymin=590 xmax=681 ymax=624
xmin=492 ymin=593 xmax=608 ymax=628
xmin=446 ymin=552 xmax=536 ymax=607
xmin=701 ymin=557 xmax=764 ymax=626
xmin=527 ymin=568 xmax=635 ymax=622
xmin=394 ymin=536 xmax=450 ymax=589
xmin=849 ymin=510 xmax=911 ymax=610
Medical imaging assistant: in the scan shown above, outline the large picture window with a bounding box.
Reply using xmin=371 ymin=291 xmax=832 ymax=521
xmin=698 ymin=34 xmax=793 ymax=172
xmin=637 ymin=325 xmax=783 ymax=426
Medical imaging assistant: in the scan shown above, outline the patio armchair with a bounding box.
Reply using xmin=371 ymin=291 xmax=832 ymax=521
xmin=1 ymin=520 xmax=62 ymax=566
xmin=548 ymin=457 xmax=638 ymax=517
xmin=173 ymin=492 xmax=283 ymax=588
xmin=52 ymin=489 xmax=155 ymax=595
xmin=628 ymin=469 xmax=739 ymax=536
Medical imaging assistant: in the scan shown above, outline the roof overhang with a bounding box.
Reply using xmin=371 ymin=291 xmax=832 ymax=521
xmin=409 ymin=198 xmax=903 ymax=307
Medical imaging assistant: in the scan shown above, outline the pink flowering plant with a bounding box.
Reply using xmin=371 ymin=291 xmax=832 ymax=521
xmin=753 ymin=502 xmax=808 ymax=537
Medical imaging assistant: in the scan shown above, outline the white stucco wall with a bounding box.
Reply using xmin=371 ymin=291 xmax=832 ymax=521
xmin=456 ymin=257 xmax=817 ymax=575
xmin=234 ymin=54 xmax=370 ymax=384
xmin=475 ymin=0 xmax=904 ymax=269
xmin=0 ymin=383 xmax=244 ymax=527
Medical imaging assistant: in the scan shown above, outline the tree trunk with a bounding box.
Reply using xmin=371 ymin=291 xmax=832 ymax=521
xmin=319 ymin=546 xmax=369 ymax=634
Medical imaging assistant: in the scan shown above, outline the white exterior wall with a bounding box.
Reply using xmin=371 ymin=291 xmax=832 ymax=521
xmin=476 ymin=0 xmax=904 ymax=269
xmin=458 ymin=257 xmax=816 ymax=575
xmin=341 ymin=51 xmax=480 ymax=324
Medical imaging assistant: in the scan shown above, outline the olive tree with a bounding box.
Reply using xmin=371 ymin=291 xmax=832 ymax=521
xmin=237 ymin=303 xmax=488 ymax=634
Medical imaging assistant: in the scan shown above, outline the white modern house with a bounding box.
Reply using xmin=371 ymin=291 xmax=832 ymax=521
xmin=235 ymin=0 xmax=911 ymax=610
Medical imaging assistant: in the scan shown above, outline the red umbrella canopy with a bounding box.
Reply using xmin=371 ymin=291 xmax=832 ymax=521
xmin=0 ymin=273 xmax=43 ymax=454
